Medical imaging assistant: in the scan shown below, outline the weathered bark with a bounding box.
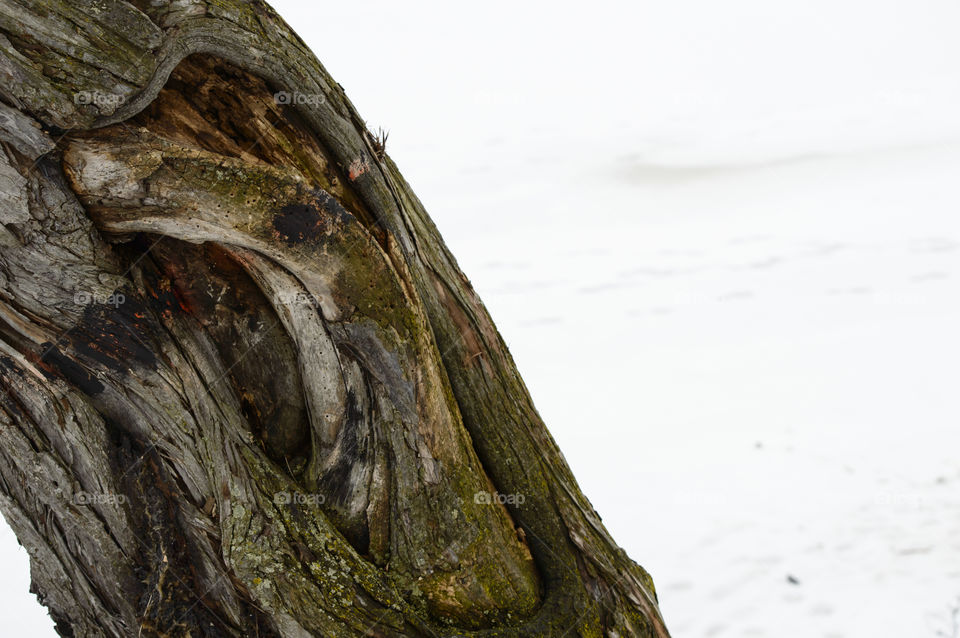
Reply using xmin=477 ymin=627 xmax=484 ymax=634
xmin=0 ymin=1 xmax=670 ymax=636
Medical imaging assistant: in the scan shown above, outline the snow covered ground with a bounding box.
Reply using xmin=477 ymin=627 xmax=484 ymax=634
xmin=3 ymin=1 xmax=959 ymax=635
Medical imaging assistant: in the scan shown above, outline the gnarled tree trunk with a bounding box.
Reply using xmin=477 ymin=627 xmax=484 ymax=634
xmin=0 ymin=1 xmax=670 ymax=636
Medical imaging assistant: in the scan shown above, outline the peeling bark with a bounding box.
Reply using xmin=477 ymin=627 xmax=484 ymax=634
xmin=0 ymin=1 xmax=670 ymax=637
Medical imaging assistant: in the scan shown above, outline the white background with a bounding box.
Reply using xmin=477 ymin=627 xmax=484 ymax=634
xmin=3 ymin=1 xmax=959 ymax=635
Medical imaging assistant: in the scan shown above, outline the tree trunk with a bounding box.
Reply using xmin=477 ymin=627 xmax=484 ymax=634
xmin=0 ymin=1 xmax=670 ymax=636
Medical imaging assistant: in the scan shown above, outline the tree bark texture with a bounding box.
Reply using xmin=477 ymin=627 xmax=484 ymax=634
xmin=0 ymin=1 xmax=671 ymax=636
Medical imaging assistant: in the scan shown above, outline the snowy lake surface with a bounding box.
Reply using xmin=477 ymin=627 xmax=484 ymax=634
xmin=2 ymin=1 xmax=958 ymax=635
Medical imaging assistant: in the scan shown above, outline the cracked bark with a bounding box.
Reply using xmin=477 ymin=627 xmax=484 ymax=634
xmin=0 ymin=1 xmax=671 ymax=636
